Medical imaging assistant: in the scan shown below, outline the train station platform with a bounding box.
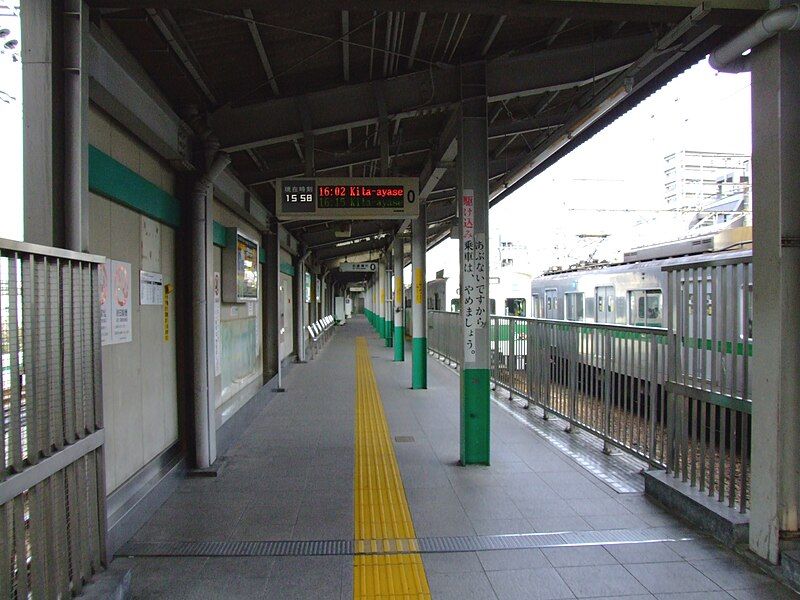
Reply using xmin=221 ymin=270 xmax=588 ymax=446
xmin=113 ymin=316 xmax=794 ymax=600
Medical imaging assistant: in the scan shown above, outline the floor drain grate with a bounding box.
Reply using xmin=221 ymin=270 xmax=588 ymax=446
xmin=394 ymin=436 xmax=415 ymax=443
xmin=118 ymin=527 xmax=693 ymax=558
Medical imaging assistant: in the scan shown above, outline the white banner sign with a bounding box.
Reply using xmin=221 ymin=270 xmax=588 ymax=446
xmin=110 ymin=260 xmax=132 ymax=344
xmin=140 ymin=270 xmax=164 ymax=305
xmin=461 ymin=190 xmax=487 ymax=363
xmin=214 ymin=272 xmax=222 ymax=377
xmin=340 ymin=262 xmax=377 ymax=273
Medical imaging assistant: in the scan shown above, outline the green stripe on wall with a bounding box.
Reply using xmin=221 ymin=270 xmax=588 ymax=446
xmin=280 ymin=262 xmax=295 ymax=276
xmin=213 ymin=221 xmax=228 ymax=248
xmin=88 ymin=145 xmax=181 ymax=228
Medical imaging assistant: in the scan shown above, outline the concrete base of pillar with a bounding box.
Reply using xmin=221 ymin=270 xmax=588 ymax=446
xmin=644 ymin=469 xmax=749 ymax=546
xmin=81 ymin=564 xmax=132 ymax=600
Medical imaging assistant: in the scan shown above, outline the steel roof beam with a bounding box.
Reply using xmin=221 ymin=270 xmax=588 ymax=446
xmin=341 ymin=10 xmax=350 ymax=81
xmin=480 ymin=15 xmax=506 ymax=56
xmin=241 ymin=138 xmax=432 ymax=184
xmin=89 ymin=1 xmax=767 ymax=24
xmin=243 ymin=8 xmax=280 ymax=96
xmin=210 ymin=33 xmax=656 ymax=152
xmin=146 ymin=8 xmax=217 ymax=105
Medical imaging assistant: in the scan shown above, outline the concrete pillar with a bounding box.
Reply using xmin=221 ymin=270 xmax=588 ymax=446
xmin=378 ymin=260 xmax=386 ymax=337
xmin=264 ymin=228 xmax=279 ymax=382
xmin=749 ymin=31 xmax=800 ymax=564
xmin=384 ymin=249 xmax=393 ymax=347
xmin=412 ymin=204 xmax=428 ymax=388
xmin=294 ymin=255 xmax=306 ymax=362
xmin=457 ymin=63 xmax=490 ymax=465
xmin=393 ymin=237 xmax=404 ymax=361
xmin=22 ymin=1 xmax=88 ymax=250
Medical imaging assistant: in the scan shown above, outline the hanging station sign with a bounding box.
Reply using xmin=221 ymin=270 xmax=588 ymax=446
xmin=339 ymin=262 xmax=378 ymax=273
xmin=276 ymin=177 xmax=419 ymax=220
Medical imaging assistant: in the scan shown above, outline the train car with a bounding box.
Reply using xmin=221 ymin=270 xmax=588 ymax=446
xmin=530 ymin=246 xmax=753 ymax=398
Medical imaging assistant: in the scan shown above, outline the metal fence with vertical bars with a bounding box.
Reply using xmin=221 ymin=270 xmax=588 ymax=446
xmin=0 ymin=238 xmax=107 ymax=598
xmin=428 ymin=267 xmax=752 ymax=513
xmin=664 ymin=254 xmax=752 ymax=513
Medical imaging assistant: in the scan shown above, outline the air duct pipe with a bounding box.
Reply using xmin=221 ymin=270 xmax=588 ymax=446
xmin=709 ymin=4 xmax=800 ymax=73
xmin=190 ymin=122 xmax=230 ymax=469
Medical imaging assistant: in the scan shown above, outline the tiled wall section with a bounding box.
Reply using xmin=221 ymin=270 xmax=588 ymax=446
xmin=88 ymin=104 xmax=180 ymax=493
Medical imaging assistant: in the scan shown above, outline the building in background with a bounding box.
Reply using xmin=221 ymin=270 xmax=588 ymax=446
xmin=664 ymin=149 xmax=750 ymax=209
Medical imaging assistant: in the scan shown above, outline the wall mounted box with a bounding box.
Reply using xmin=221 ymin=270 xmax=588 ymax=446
xmin=223 ymin=228 xmax=260 ymax=303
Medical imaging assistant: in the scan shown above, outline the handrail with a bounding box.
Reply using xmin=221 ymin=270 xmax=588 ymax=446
xmin=0 ymin=236 xmax=106 ymax=264
xmin=427 ymin=310 xmax=668 ymax=336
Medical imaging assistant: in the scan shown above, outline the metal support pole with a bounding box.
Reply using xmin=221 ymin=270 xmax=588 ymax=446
xmin=385 ymin=248 xmax=393 ymax=347
xmin=63 ymin=0 xmax=89 ymax=252
xmin=378 ymin=260 xmax=386 ymax=338
xmin=295 ymin=254 xmax=307 ymax=362
xmin=393 ymin=236 xmax=405 ymax=361
xmin=458 ymin=63 xmax=490 ymax=465
xmin=412 ymin=204 xmax=428 ymax=388
xmin=749 ymin=30 xmax=800 ymax=564
xmin=274 ymin=225 xmax=284 ymax=391
xmin=191 ymin=151 xmax=230 ymax=469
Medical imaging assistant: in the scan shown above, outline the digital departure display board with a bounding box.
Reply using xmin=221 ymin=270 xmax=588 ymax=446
xmin=277 ymin=177 xmax=419 ymax=220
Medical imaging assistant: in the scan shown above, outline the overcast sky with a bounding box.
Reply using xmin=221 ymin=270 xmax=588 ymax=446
xmin=422 ymin=59 xmax=751 ymax=280
xmin=0 ymin=10 xmax=750 ymax=277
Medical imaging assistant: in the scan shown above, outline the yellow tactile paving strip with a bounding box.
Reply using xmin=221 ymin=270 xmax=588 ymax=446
xmin=354 ymin=337 xmax=432 ymax=599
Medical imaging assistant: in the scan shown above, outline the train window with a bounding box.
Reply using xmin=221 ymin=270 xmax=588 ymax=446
xmin=505 ymin=298 xmax=526 ymax=317
xmin=490 ymin=299 xmax=497 ymax=315
xmin=565 ymin=292 xmax=584 ymax=321
xmin=451 ymin=298 xmax=460 ymax=312
xmin=628 ymin=289 xmax=662 ymax=326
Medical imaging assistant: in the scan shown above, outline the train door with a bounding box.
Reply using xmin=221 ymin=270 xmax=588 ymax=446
xmin=531 ymin=294 xmax=542 ymax=318
xmin=544 ymin=288 xmax=559 ymax=319
xmin=279 ymin=272 xmax=294 ymax=360
xmin=595 ymin=286 xmax=615 ymax=323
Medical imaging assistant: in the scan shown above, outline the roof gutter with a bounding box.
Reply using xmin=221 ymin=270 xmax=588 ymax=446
xmin=709 ymin=4 xmax=800 ymax=73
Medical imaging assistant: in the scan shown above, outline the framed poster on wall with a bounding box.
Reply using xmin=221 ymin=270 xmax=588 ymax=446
xmin=223 ymin=228 xmax=259 ymax=303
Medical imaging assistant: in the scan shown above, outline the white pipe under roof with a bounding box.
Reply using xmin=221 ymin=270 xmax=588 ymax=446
xmin=709 ymin=4 xmax=800 ymax=73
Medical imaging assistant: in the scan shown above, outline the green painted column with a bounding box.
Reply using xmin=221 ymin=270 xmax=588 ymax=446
xmin=384 ymin=252 xmax=393 ymax=347
xmin=458 ymin=63 xmax=490 ymax=466
xmin=393 ymin=237 xmax=404 ymax=361
xmin=411 ymin=203 xmax=427 ymax=389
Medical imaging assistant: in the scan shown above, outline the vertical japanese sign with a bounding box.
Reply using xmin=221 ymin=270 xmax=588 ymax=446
xmin=99 ymin=259 xmax=111 ymax=346
xmin=111 ymin=260 xmax=132 ymax=344
xmin=213 ymin=272 xmax=222 ymax=376
xmin=461 ymin=190 xmax=486 ymax=363
xmin=414 ymin=267 xmax=424 ymax=305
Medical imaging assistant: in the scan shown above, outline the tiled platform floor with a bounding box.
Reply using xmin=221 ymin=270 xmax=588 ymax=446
xmin=116 ymin=316 xmax=798 ymax=599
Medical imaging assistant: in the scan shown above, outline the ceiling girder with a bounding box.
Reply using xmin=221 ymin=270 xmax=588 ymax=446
xmin=209 ymin=33 xmax=657 ymax=152
xmin=88 ymin=1 xmax=766 ymax=25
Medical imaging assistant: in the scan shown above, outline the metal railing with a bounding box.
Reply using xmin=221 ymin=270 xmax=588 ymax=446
xmin=664 ymin=256 xmax=752 ymax=512
xmin=429 ymin=297 xmax=752 ymax=513
xmin=0 ymin=239 xmax=107 ymax=597
xmin=428 ymin=310 xmax=669 ymax=468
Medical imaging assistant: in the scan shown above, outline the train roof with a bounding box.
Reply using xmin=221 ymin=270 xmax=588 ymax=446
xmin=532 ymin=247 xmax=752 ymax=283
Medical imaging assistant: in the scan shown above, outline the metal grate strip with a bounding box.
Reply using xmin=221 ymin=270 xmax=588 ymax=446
xmin=117 ymin=527 xmax=693 ymax=558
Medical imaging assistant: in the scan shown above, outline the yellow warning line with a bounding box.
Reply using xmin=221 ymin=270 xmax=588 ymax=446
xmin=354 ymin=337 xmax=431 ymax=599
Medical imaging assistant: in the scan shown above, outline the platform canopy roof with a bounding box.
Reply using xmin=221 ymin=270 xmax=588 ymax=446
xmin=89 ymin=0 xmax=765 ymax=280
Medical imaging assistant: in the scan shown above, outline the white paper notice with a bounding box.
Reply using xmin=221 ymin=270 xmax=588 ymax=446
xmin=110 ymin=260 xmax=133 ymax=344
xmin=461 ymin=190 xmax=487 ymax=363
xmin=214 ymin=272 xmax=222 ymax=377
xmin=99 ymin=259 xmax=112 ymax=346
xmin=140 ymin=270 xmax=164 ymax=305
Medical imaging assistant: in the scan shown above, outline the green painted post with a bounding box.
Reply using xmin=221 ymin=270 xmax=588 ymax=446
xmin=393 ymin=237 xmax=404 ymax=361
xmin=458 ymin=64 xmax=490 ymax=465
xmin=411 ymin=203 xmax=427 ymax=388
